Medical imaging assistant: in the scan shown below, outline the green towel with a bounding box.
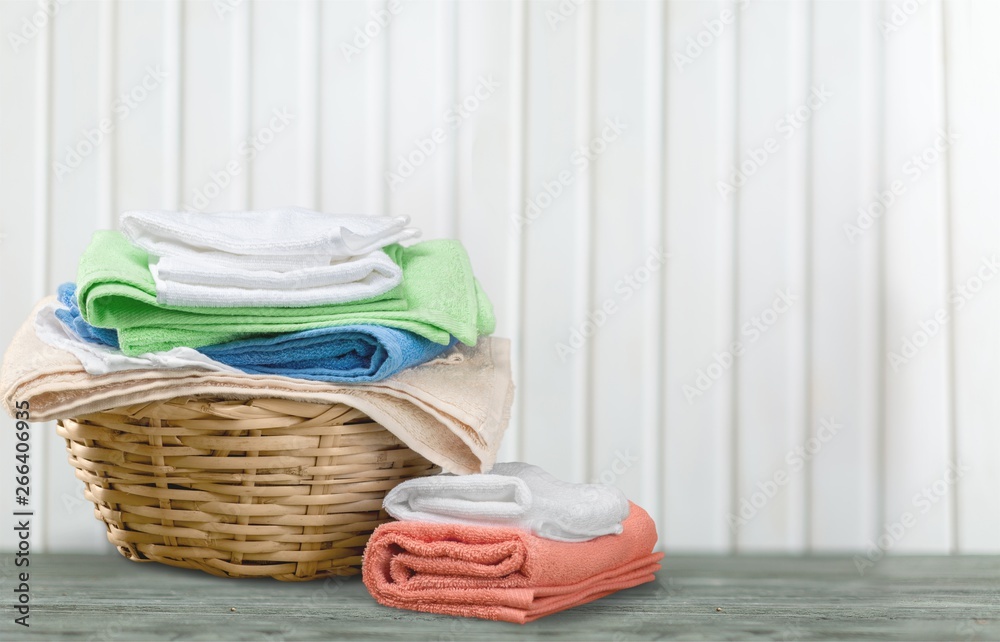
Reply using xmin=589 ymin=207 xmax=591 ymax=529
xmin=77 ymin=231 xmax=495 ymax=356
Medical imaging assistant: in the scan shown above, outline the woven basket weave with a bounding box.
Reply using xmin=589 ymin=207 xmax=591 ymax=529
xmin=56 ymin=396 xmax=440 ymax=581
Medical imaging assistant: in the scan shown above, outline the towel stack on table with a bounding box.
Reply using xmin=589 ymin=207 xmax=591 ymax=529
xmin=3 ymin=208 xmax=512 ymax=474
xmin=0 ymin=207 xmax=664 ymax=622
xmin=362 ymin=462 xmax=664 ymax=624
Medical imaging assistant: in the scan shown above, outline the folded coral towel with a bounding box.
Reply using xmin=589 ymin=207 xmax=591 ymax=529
xmin=383 ymin=462 xmax=629 ymax=542
xmin=76 ymin=231 xmax=494 ymax=355
xmin=148 ymin=250 xmax=403 ymax=308
xmin=2 ymin=298 xmax=513 ymax=474
xmin=362 ymin=502 xmax=663 ymax=623
xmin=119 ymin=208 xmax=419 ymax=264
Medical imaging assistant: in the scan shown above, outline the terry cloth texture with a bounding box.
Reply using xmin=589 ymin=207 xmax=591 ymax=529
xmin=76 ymin=231 xmax=494 ymax=355
xmin=383 ymin=462 xmax=630 ymax=542
xmin=197 ymin=326 xmax=457 ymax=383
xmin=119 ymin=208 xmax=419 ymax=264
xmin=55 ymin=282 xmax=118 ymax=347
xmin=1 ymin=298 xmax=513 ymax=474
xmin=361 ymin=502 xmax=663 ymax=624
xmin=35 ymin=299 xmax=240 ymax=375
xmin=148 ymin=250 xmax=403 ymax=308
xmin=42 ymin=298 xmax=453 ymax=383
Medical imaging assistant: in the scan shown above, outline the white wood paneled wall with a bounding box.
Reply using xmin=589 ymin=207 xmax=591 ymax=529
xmin=0 ymin=0 xmax=997 ymax=554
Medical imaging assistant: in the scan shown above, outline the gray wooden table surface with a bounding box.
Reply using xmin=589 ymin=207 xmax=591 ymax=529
xmin=3 ymin=553 xmax=998 ymax=641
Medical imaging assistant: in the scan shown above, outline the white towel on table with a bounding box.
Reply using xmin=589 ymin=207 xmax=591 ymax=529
xmin=120 ymin=208 xmax=420 ymax=261
xmin=382 ymin=461 xmax=630 ymax=542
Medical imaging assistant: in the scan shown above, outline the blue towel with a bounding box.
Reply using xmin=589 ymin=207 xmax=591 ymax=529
xmin=56 ymin=283 xmax=120 ymax=348
xmin=54 ymin=282 xmax=455 ymax=382
xmin=198 ymin=325 xmax=457 ymax=383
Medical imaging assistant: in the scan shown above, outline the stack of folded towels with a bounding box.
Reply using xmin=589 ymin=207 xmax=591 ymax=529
xmin=362 ymin=462 xmax=664 ymax=624
xmin=54 ymin=208 xmax=490 ymax=375
xmin=5 ymin=207 xmax=511 ymax=474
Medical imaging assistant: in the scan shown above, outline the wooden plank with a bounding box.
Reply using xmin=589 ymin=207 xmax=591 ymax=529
xmin=452 ymin=1 xmax=519 ymax=461
xmin=733 ymin=0 xmax=809 ymax=551
xmin=588 ymin=0 xmax=661 ymax=529
xmin=662 ymin=0 xmax=736 ymax=552
xmin=0 ymin=0 xmax=51 ymax=553
xmin=179 ymin=0 xmax=249 ymax=211
xmin=944 ymin=0 xmax=1000 ymax=553
xmin=880 ymin=0 xmax=953 ymax=552
xmin=113 ymin=0 xmax=175 ymax=214
xmin=45 ymin=0 xmax=111 ymax=553
xmin=517 ymin=0 xmax=592 ymax=483
xmin=640 ymin=0 xmax=666 ymax=543
xmin=807 ymin=0 xmax=880 ymax=550
xmin=14 ymin=553 xmax=1000 ymax=640
xmin=248 ymin=0 xmax=315 ymax=209
xmin=386 ymin=0 xmax=456 ymax=236
xmin=318 ymin=0 xmax=390 ymax=214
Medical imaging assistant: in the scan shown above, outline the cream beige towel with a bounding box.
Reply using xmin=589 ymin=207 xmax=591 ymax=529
xmin=1 ymin=298 xmax=513 ymax=474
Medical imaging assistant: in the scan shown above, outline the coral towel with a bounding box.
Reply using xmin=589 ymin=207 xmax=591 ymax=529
xmin=361 ymin=502 xmax=663 ymax=624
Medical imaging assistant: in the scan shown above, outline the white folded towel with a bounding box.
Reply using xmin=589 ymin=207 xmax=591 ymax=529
xmin=382 ymin=461 xmax=630 ymax=542
xmin=119 ymin=208 xmax=415 ymax=308
xmin=34 ymin=301 xmax=238 ymax=375
xmin=149 ymin=265 xmax=401 ymax=307
xmin=120 ymin=208 xmax=420 ymax=261
xmin=154 ymin=249 xmax=400 ymax=290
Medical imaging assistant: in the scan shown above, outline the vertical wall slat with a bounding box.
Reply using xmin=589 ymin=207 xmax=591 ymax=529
xmin=518 ymin=0 xmax=590 ymax=483
xmin=0 ymin=0 xmax=52 ymax=552
xmin=452 ymin=1 xmax=519 ymax=461
xmin=163 ymin=0 xmax=182 ymax=210
xmin=662 ymin=0 xmax=736 ymax=552
xmin=642 ymin=0 xmax=666 ymax=542
xmin=298 ymin=0 xmax=319 ymax=210
xmin=44 ymin=0 xmax=111 ymax=553
xmin=97 ymin=0 xmax=114 ymax=228
xmin=319 ymin=0 xmax=387 ymax=214
xmin=115 ymin=0 xmax=173 ymax=214
xmin=386 ymin=0 xmax=454 ymax=236
xmin=734 ymin=0 xmax=809 ymax=551
xmin=435 ymin=0 xmax=458 ymax=237
xmin=573 ymin=0 xmax=596 ymax=484
xmin=248 ymin=0 xmax=312 ymax=209
xmin=945 ymin=0 xmax=1000 ymax=553
xmin=504 ymin=0 xmax=528 ymax=463
xmin=806 ymin=0 xmax=880 ymax=550
xmin=181 ymin=0 xmax=249 ymax=211
xmin=588 ymin=0 xmax=657 ymax=520
xmin=881 ymin=0 xmax=953 ymax=552
xmin=369 ymin=0 xmax=389 ymax=215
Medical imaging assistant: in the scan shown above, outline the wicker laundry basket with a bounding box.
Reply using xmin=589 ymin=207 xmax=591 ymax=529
xmin=56 ymin=396 xmax=440 ymax=581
